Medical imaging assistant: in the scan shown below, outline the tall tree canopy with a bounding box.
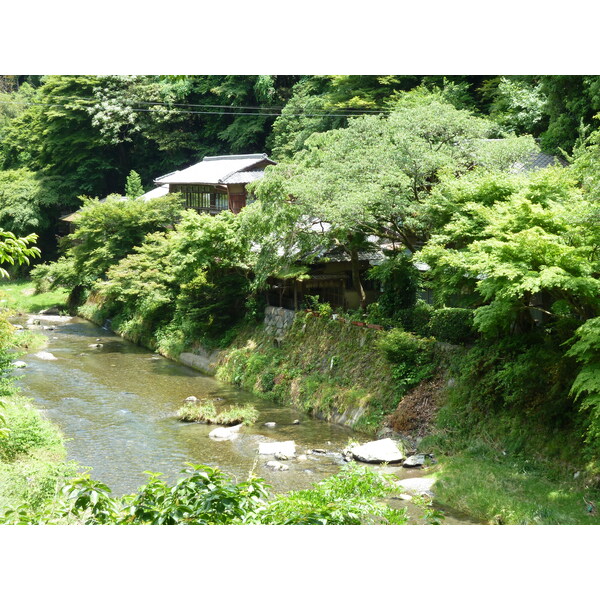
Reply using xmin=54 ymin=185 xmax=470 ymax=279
xmin=245 ymin=92 xmax=537 ymax=306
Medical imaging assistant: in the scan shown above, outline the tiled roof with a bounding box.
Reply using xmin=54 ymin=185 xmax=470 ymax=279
xmin=155 ymin=154 xmax=274 ymax=185
xmin=511 ymin=151 xmax=568 ymax=173
xmin=221 ymin=171 xmax=266 ymax=184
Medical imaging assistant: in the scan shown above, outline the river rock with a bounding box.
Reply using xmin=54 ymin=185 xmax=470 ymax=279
xmin=274 ymin=451 xmax=291 ymax=460
xmin=403 ymin=454 xmax=426 ymax=468
xmin=258 ymin=440 xmax=296 ymax=456
xmin=398 ymin=477 xmax=436 ymax=497
xmin=31 ymin=315 xmax=71 ymax=323
xmin=34 ymin=351 xmax=57 ymax=361
xmin=266 ymin=460 xmax=289 ymax=471
xmin=297 ymin=454 xmax=307 ymax=461
xmin=12 ymin=361 xmax=27 ymax=368
xmin=209 ymin=423 xmax=243 ymax=440
xmin=39 ymin=307 xmax=61 ymax=316
xmin=349 ymin=438 xmax=405 ymax=464
xmin=89 ymin=343 xmax=103 ymax=349
xmin=292 ymin=419 xmax=300 ymax=425
xmin=13 ymin=324 xmax=24 ymax=330
xmin=264 ymin=422 xmax=276 ymax=428
xmin=396 ymin=493 xmax=413 ymax=501
xmin=184 ymin=396 xmax=199 ymax=403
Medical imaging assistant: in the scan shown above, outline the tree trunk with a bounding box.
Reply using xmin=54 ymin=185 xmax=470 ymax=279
xmin=349 ymin=247 xmax=367 ymax=310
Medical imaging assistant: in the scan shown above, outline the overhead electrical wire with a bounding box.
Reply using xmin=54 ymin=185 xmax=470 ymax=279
xmin=0 ymin=91 xmax=397 ymax=113
xmin=0 ymin=97 xmax=397 ymax=119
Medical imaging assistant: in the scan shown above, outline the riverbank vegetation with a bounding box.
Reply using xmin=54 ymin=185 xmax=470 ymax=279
xmin=0 ymin=301 xmax=76 ymax=513
xmin=4 ymin=75 xmax=600 ymax=524
xmin=1 ymin=462 xmax=409 ymax=525
xmin=0 ymin=280 xmax=68 ymax=314
xmin=177 ymin=399 xmax=259 ymax=426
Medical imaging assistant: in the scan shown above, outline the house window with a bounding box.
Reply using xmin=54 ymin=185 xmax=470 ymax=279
xmin=172 ymin=185 xmax=228 ymax=213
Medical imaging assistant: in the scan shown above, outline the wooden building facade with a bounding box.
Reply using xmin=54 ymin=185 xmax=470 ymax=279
xmin=154 ymin=154 xmax=275 ymax=215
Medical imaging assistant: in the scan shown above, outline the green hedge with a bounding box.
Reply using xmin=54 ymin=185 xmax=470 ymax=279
xmin=430 ymin=307 xmax=477 ymax=344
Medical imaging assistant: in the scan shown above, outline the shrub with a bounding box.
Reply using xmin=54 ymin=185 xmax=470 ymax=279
xmin=0 ymin=398 xmax=64 ymax=462
xmin=397 ymin=299 xmax=434 ymax=336
xmin=430 ymin=307 xmax=477 ymax=344
xmin=378 ymin=329 xmax=436 ymax=392
xmin=379 ymin=329 xmax=430 ymax=366
xmin=261 ymin=463 xmax=408 ymax=525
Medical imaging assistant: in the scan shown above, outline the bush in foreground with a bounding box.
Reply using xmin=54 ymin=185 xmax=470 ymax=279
xmin=1 ymin=463 xmax=409 ymax=525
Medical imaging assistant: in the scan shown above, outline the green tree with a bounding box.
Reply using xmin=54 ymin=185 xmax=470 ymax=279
xmin=419 ymin=167 xmax=598 ymax=336
xmin=53 ymin=194 xmax=184 ymax=288
xmin=539 ymin=76 xmax=600 ymax=153
xmin=247 ymin=92 xmax=536 ymax=307
xmin=124 ymin=170 xmax=144 ymax=200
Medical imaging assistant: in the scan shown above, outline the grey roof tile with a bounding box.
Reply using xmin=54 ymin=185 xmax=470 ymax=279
xmin=155 ymin=154 xmax=274 ymax=185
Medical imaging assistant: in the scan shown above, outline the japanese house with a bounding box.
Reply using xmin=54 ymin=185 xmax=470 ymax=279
xmin=154 ymin=153 xmax=276 ymax=215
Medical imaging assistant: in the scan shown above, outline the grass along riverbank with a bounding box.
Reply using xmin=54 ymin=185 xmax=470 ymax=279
xmin=0 ymin=280 xmax=68 ymax=314
xmin=431 ymin=453 xmax=600 ymax=525
xmin=0 ymin=394 xmax=76 ymax=513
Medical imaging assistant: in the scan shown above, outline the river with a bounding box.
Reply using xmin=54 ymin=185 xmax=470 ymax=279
xmin=16 ymin=314 xmax=477 ymax=524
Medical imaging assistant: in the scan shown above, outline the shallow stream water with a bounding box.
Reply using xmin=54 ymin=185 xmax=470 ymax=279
xmin=16 ymin=314 xmax=476 ymax=524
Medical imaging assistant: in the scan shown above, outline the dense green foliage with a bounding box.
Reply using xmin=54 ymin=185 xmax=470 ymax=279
xmin=8 ymin=76 xmax=600 ymax=524
xmin=429 ymin=308 xmax=476 ymax=345
xmin=1 ymin=462 xmax=408 ymax=525
xmin=2 ymin=75 xmax=598 ymax=261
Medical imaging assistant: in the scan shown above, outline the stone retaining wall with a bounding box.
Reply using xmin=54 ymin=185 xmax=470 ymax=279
xmin=264 ymin=306 xmax=296 ymax=339
xmin=179 ymin=348 xmax=224 ymax=376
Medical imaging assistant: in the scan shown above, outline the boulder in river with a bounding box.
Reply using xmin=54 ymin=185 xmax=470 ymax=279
xmin=34 ymin=351 xmax=57 ymax=361
xmin=274 ymin=451 xmax=291 ymax=461
xmin=12 ymin=360 xmax=27 ymax=369
xmin=266 ymin=460 xmax=289 ymax=471
xmin=403 ymin=454 xmax=426 ymax=468
xmin=209 ymin=423 xmax=243 ymax=440
xmin=398 ymin=477 xmax=436 ymax=497
xmin=88 ymin=343 xmax=103 ymax=349
xmin=348 ymin=438 xmax=405 ymax=464
xmin=184 ymin=396 xmax=199 ymax=404
xmin=258 ymin=440 xmax=296 ymax=457
xmin=264 ymin=422 xmax=276 ymax=428
xmin=39 ymin=307 xmax=61 ymax=316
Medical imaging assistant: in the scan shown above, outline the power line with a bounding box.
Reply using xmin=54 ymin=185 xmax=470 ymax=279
xmin=0 ymin=98 xmax=395 ymax=119
xmin=3 ymin=91 xmax=396 ymax=114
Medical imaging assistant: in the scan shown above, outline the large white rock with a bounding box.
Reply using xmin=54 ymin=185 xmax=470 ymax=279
xmin=27 ymin=315 xmax=71 ymax=323
xmin=209 ymin=424 xmax=243 ymax=440
xmin=350 ymin=438 xmax=405 ymax=464
xmin=398 ymin=477 xmax=436 ymax=496
xmin=266 ymin=460 xmax=289 ymax=471
xmin=258 ymin=440 xmax=296 ymax=456
xmin=34 ymin=351 xmax=57 ymax=361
